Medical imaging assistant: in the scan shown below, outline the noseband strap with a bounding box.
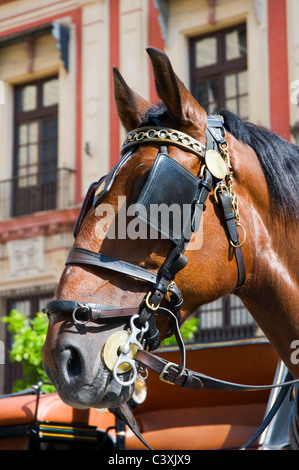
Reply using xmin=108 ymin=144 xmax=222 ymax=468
xmin=45 ymin=299 xmax=140 ymax=324
xmin=66 ymin=247 xmax=158 ymax=284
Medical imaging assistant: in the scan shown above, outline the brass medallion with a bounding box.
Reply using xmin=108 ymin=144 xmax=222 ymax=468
xmin=103 ymin=330 xmax=138 ymax=373
xmin=205 ymin=149 xmax=227 ymax=180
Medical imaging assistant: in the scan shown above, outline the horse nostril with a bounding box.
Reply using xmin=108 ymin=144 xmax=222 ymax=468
xmin=59 ymin=345 xmax=84 ymax=384
xmin=66 ymin=347 xmax=82 ymax=378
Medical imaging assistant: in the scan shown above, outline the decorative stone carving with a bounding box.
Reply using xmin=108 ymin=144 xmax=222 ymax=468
xmin=7 ymin=236 xmax=44 ymax=276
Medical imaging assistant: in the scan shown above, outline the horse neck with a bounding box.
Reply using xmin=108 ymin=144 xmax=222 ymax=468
xmin=230 ymin=139 xmax=299 ymax=377
xmin=230 ymin=135 xmax=299 ymax=299
xmin=241 ymin=213 xmax=299 ymax=308
xmin=239 ymin=205 xmax=299 ymax=378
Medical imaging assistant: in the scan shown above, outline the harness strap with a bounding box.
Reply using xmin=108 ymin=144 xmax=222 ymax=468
xmin=45 ymin=299 xmax=140 ymax=323
xmin=217 ymin=189 xmax=240 ymax=244
xmin=241 ymin=371 xmax=294 ymax=449
xmin=66 ymin=247 xmax=158 ymax=284
xmin=216 ymin=189 xmax=246 ymax=288
xmin=94 ymin=150 xmax=133 ymax=208
xmin=44 ymin=300 xmax=182 ymax=330
xmin=109 ymin=403 xmax=153 ymax=450
xmin=73 ymin=181 xmax=100 ymax=238
xmin=110 ymin=362 xmax=298 ymax=451
xmin=134 ymin=349 xmax=299 ymax=392
xmin=234 ymin=247 xmax=246 ymax=288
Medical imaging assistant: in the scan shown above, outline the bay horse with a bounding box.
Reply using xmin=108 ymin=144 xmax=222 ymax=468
xmin=43 ymin=48 xmax=299 ymax=448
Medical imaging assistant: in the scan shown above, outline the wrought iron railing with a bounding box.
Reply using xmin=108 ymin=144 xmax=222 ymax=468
xmin=194 ymin=321 xmax=258 ymax=343
xmin=181 ymin=296 xmax=263 ymax=346
xmin=192 ymin=296 xmax=263 ymax=344
xmin=0 ymin=168 xmax=76 ymax=219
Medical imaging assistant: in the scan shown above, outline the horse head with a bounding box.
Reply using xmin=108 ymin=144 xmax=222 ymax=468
xmin=42 ymin=48 xmax=299 ymax=413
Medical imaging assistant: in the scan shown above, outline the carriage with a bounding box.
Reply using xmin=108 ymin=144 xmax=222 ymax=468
xmin=0 ymin=340 xmax=289 ymax=450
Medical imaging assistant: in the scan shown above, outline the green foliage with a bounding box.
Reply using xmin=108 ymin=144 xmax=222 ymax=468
xmin=162 ymin=317 xmax=199 ymax=346
xmin=2 ymin=310 xmax=55 ymax=393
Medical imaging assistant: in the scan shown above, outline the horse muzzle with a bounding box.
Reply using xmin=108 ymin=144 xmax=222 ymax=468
xmin=43 ymin=305 xmax=136 ymax=409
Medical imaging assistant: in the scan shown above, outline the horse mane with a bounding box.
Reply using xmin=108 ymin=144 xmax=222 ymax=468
xmin=220 ymin=110 xmax=299 ymax=220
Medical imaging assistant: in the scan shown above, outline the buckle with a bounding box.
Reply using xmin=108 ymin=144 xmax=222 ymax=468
xmin=165 ymin=281 xmax=176 ymax=302
xmin=145 ymin=291 xmax=160 ymax=311
xmin=213 ymin=182 xmax=229 ymax=204
xmin=159 ymin=362 xmax=177 ymax=385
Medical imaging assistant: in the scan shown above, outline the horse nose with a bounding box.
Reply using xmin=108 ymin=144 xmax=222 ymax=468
xmin=58 ymin=342 xmax=86 ymax=386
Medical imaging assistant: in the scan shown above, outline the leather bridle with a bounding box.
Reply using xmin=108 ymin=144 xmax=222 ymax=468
xmin=45 ymin=115 xmax=298 ymax=450
xmin=46 ymin=115 xmax=246 ymax=379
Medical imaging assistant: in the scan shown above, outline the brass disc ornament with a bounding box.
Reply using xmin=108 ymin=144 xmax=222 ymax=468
xmin=205 ymin=149 xmax=227 ymax=180
xmin=103 ymin=330 xmax=138 ymax=373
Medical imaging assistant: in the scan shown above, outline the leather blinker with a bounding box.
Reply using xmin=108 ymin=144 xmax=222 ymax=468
xmin=135 ymin=152 xmax=200 ymax=244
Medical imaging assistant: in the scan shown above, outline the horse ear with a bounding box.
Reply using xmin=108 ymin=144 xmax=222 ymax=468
xmin=146 ymin=47 xmax=206 ymax=133
xmin=113 ymin=67 xmax=151 ymax=131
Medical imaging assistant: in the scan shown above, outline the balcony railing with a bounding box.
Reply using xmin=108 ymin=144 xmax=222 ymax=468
xmin=183 ymin=296 xmax=263 ymax=346
xmin=0 ymin=168 xmax=76 ymax=219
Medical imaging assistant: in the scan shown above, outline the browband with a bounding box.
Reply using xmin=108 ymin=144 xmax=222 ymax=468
xmin=121 ymin=126 xmax=206 ymax=159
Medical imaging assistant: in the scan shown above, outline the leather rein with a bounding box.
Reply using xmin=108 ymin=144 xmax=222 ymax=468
xmin=45 ymin=116 xmax=299 ymax=450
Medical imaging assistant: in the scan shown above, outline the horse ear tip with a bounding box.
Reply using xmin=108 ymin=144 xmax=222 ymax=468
xmin=146 ymin=47 xmax=164 ymax=58
xmin=146 ymin=46 xmax=155 ymax=54
xmin=113 ymin=67 xmax=125 ymax=85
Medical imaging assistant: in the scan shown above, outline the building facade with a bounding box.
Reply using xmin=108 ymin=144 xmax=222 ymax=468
xmin=0 ymin=0 xmax=298 ymax=393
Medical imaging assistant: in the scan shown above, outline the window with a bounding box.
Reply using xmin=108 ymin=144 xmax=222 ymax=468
xmin=13 ymin=76 xmax=59 ymax=216
xmin=190 ymin=24 xmax=248 ymax=119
